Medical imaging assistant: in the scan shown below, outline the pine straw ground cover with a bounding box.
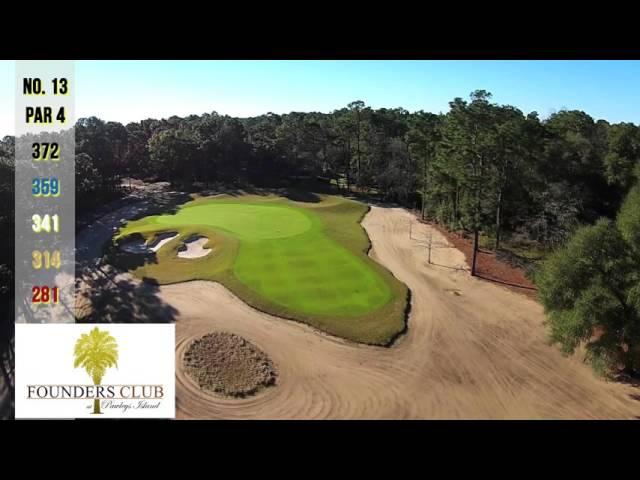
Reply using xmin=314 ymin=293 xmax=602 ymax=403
xmin=183 ymin=332 xmax=277 ymax=397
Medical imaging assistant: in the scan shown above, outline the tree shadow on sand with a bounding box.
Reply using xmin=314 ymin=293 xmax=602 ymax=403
xmin=281 ymin=189 xmax=321 ymax=203
xmin=76 ymin=191 xmax=195 ymax=270
xmin=197 ymin=184 xmax=270 ymax=198
xmin=611 ymin=372 xmax=640 ymax=407
xmin=196 ymin=183 xmax=324 ymax=204
xmin=614 ymin=372 xmax=640 ymax=387
xmin=475 ymin=273 xmax=538 ymax=291
xmin=126 ymin=191 xmax=194 ymax=222
xmin=102 ymin=235 xmax=162 ymax=271
xmin=76 ymin=263 xmax=178 ymax=324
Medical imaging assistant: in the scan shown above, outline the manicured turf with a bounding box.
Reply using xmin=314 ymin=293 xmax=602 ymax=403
xmin=155 ymin=203 xmax=313 ymax=240
xmin=111 ymin=194 xmax=408 ymax=344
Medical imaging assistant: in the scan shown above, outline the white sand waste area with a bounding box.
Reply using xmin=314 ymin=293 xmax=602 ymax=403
xmin=120 ymin=232 xmax=179 ymax=254
xmin=178 ymin=236 xmax=212 ymax=259
xmin=168 ymin=206 xmax=640 ymax=419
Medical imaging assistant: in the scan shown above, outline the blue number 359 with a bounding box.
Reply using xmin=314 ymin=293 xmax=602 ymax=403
xmin=32 ymin=177 xmax=60 ymax=197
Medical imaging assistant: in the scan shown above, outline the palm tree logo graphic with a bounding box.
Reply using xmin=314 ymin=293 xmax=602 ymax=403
xmin=73 ymin=327 xmax=119 ymax=415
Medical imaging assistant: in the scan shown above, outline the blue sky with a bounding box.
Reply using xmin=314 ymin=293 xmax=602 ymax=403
xmin=1 ymin=60 xmax=639 ymax=136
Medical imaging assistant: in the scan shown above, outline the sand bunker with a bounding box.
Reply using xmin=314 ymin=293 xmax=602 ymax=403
xmin=120 ymin=232 xmax=178 ymax=254
xmin=178 ymin=236 xmax=211 ymax=259
xmin=183 ymin=332 xmax=277 ymax=397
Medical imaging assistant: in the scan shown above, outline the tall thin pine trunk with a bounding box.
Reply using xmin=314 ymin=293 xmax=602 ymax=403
xmin=422 ymin=148 xmax=428 ymax=220
xmin=471 ymin=155 xmax=482 ymax=277
xmin=495 ymin=187 xmax=502 ymax=251
xmin=356 ymin=110 xmax=361 ymax=185
xmin=495 ymin=145 xmax=508 ymax=252
xmin=472 ymin=229 xmax=479 ymax=276
xmin=453 ymin=184 xmax=460 ymax=229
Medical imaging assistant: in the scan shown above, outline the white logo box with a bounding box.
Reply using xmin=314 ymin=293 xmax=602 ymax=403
xmin=16 ymin=323 xmax=175 ymax=419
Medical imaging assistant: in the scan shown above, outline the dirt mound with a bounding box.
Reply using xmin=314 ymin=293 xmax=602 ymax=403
xmin=183 ymin=332 xmax=277 ymax=397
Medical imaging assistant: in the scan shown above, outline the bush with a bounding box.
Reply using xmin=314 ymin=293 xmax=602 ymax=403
xmin=537 ymin=188 xmax=640 ymax=376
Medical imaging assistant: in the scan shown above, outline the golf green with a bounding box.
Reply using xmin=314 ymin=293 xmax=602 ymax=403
xmin=155 ymin=203 xmax=313 ymax=240
xmin=112 ymin=195 xmax=407 ymax=344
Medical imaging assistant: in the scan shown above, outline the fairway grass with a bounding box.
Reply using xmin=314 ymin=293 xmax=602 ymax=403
xmin=109 ymin=194 xmax=408 ymax=345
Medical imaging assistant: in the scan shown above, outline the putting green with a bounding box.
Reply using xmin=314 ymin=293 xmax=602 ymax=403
xmin=112 ymin=195 xmax=407 ymax=345
xmin=155 ymin=203 xmax=313 ymax=240
xmin=235 ymin=234 xmax=391 ymax=316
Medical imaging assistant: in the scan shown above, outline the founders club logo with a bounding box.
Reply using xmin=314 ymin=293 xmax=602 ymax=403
xmin=16 ymin=324 xmax=175 ymax=419
xmin=27 ymin=326 xmax=165 ymax=415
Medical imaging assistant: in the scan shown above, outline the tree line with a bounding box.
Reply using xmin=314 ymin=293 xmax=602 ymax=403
xmin=72 ymin=91 xmax=639 ymax=266
xmin=0 ymin=135 xmax=14 ymax=418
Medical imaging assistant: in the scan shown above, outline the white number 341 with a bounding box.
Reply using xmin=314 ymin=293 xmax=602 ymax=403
xmin=32 ymin=214 xmax=60 ymax=233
